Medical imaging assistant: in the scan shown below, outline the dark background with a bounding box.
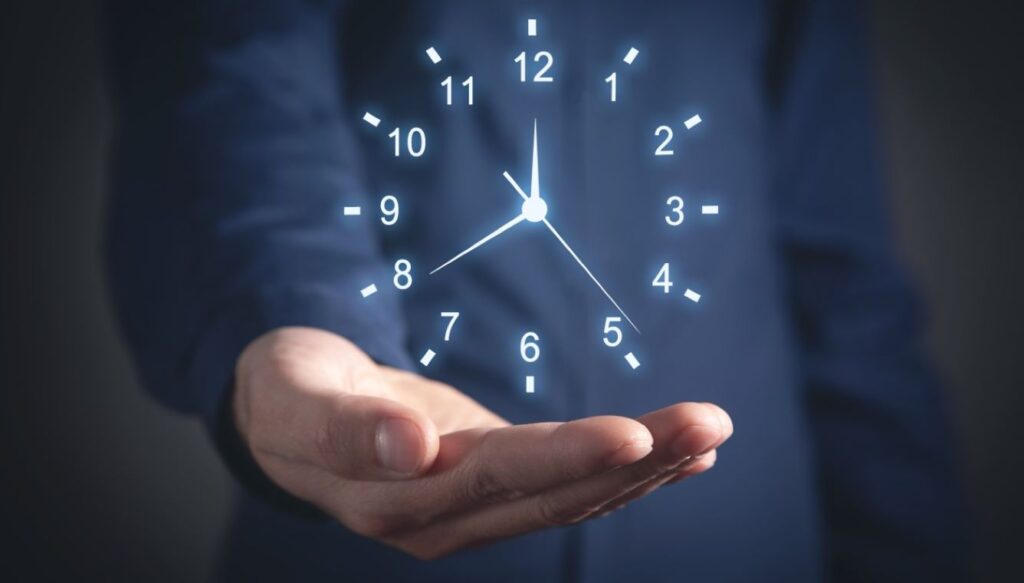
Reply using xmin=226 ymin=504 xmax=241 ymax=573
xmin=2 ymin=1 xmax=1020 ymax=580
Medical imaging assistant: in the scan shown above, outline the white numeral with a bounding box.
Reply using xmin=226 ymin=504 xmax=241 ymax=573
xmin=605 ymin=72 xmax=617 ymax=102
xmin=603 ymin=316 xmax=623 ymax=347
xmin=393 ymin=259 xmax=413 ymax=290
xmin=665 ymin=196 xmax=684 ymax=226
xmin=652 ymin=263 xmax=673 ymax=293
xmin=441 ymin=311 xmax=460 ymax=341
xmin=442 ymin=76 xmax=473 ymax=105
xmin=520 ymin=331 xmax=540 ymax=363
xmin=654 ymin=125 xmax=674 ymax=156
xmin=515 ymin=51 xmax=554 ymax=83
xmin=380 ymin=195 xmax=399 ymax=225
xmin=388 ymin=127 xmax=426 ymax=157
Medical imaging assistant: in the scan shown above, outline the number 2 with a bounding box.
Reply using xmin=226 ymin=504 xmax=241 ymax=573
xmin=654 ymin=125 xmax=674 ymax=156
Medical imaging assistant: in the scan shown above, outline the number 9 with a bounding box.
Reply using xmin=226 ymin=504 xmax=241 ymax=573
xmin=380 ymin=195 xmax=399 ymax=226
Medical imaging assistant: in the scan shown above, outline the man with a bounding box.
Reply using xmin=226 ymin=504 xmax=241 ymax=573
xmin=105 ymin=0 xmax=966 ymax=580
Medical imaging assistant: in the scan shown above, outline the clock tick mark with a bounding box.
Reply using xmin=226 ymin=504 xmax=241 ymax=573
xmin=624 ymin=352 xmax=641 ymax=370
xmin=419 ymin=349 xmax=436 ymax=367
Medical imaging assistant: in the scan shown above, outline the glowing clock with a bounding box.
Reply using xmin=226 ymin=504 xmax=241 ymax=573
xmin=348 ymin=16 xmax=720 ymax=395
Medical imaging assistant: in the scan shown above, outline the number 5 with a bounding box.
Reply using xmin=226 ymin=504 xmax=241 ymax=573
xmin=441 ymin=311 xmax=460 ymax=341
xmin=603 ymin=316 xmax=623 ymax=347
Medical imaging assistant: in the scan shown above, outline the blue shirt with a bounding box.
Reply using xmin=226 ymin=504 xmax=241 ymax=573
xmin=105 ymin=0 xmax=967 ymax=580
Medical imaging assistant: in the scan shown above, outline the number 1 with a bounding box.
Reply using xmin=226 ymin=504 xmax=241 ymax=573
xmin=605 ymin=72 xmax=617 ymax=102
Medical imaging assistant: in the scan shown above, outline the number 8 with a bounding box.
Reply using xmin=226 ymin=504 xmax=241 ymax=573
xmin=393 ymin=259 xmax=412 ymax=290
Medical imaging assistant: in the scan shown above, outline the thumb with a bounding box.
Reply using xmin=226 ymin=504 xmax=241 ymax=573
xmin=312 ymin=394 xmax=440 ymax=481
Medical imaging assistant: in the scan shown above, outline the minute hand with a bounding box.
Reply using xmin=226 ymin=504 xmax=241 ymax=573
xmin=541 ymin=218 xmax=641 ymax=334
xmin=530 ymin=118 xmax=540 ymax=199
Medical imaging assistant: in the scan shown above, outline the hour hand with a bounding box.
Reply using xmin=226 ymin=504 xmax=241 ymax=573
xmin=502 ymin=171 xmax=529 ymax=202
xmin=430 ymin=213 xmax=527 ymax=274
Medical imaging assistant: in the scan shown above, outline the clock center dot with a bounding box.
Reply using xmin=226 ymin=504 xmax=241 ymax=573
xmin=522 ymin=196 xmax=548 ymax=222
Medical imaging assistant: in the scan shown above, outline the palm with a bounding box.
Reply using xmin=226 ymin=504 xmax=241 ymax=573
xmin=236 ymin=326 xmax=731 ymax=560
xmin=376 ymin=367 xmax=507 ymax=436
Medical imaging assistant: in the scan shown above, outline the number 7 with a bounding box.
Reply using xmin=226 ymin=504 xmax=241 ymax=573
xmin=441 ymin=312 xmax=460 ymax=341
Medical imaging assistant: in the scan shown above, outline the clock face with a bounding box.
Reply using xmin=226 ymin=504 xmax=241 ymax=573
xmin=347 ymin=16 xmax=721 ymax=397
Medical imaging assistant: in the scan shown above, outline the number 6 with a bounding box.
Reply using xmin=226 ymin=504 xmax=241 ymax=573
xmin=520 ymin=331 xmax=540 ymax=363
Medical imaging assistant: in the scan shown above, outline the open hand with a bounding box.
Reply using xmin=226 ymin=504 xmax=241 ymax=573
xmin=234 ymin=327 xmax=733 ymax=559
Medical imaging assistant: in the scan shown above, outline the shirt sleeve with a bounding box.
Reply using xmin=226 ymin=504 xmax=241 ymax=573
xmin=767 ymin=0 xmax=970 ymax=579
xmin=104 ymin=0 xmax=412 ymax=509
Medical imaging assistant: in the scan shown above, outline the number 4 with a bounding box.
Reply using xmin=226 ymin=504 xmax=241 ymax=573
xmin=441 ymin=311 xmax=460 ymax=341
xmin=652 ymin=263 xmax=673 ymax=293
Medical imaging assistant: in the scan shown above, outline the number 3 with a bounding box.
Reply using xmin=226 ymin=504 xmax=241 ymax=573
xmin=665 ymin=196 xmax=684 ymax=226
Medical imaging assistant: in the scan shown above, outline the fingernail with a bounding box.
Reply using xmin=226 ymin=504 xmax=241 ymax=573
xmin=604 ymin=441 xmax=653 ymax=468
xmin=671 ymin=425 xmax=721 ymax=458
xmin=376 ymin=418 xmax=424 ymax=475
